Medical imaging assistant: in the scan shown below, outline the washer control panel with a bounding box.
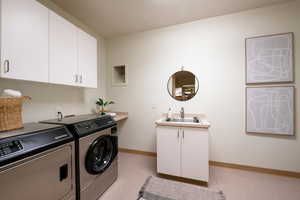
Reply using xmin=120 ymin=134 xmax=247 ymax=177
xmin=74 ymin=115 xmax=117 ymax=137
xmin=0 ymin=140 xmax=23 ymax=158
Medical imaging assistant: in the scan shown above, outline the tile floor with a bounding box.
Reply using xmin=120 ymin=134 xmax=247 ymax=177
xmin=99 ymin=152 xmax=300 ymax=200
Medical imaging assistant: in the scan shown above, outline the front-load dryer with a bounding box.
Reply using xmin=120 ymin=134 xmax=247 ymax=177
xmin=0 ymin=123 xmax=75 ymax=200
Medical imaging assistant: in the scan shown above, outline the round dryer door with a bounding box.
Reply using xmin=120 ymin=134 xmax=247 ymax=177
xmin=85 ymin=135 xmax=115 ymax=175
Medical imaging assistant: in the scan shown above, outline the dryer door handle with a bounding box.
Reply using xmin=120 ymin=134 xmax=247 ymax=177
xmin=59 ymin=164 xmax=68 ymax=181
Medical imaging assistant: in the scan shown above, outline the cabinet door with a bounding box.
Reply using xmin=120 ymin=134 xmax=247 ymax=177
xmin=0 ymin=0 xmax=49 ymax=82
xmin=49 ymin=11 xmax=78 ymax=86
xmin=157 ymin=126 xmax=181 ymax=177
xmin=181 ymin=128 xmax=209 ymax=182
xmin=77 ymin=29 xmax=97 ymax=88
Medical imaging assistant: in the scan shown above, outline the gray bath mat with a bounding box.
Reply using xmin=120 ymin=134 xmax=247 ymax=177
xmin=138 ymin=176 xmax=225 ymax=200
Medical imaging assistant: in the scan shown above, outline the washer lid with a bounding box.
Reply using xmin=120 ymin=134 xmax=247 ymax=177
xmin=0 ymin=124 xmax=73 ymax=167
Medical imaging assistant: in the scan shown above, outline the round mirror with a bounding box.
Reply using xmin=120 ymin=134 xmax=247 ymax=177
xmin=167 ymin=70 xmax=199 ymax=101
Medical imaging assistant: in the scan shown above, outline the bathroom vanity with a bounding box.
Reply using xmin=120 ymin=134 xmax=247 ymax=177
xmin=155 ymin=116 xmax=210 ymax=183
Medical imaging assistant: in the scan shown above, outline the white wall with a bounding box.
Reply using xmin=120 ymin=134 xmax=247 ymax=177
xmin=107 ymin=1 xmax=300 ymax=172
xmin=0 ymin=0 xmax=106 ymax=122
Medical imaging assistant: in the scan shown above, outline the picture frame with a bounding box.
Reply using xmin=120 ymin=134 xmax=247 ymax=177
xmin=245 ymin=32 xmax=294 ymax=84
xmin=246 ymin=86 xmax=295 ymax=136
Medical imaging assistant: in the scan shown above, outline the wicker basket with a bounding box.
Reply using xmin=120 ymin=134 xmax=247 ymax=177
xmin=0 ymin=96 xmax=30 ymax=132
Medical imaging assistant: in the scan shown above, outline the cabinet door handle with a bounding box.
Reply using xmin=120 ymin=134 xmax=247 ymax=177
xmin=177 ymin=129 xmax=179 ymax=139
xmin=80 ymin=75 xmax=83 ymax=83
xmin=4 ymin=60 xmax=9 ymax=73
xmin=183 ymin=130 xmax=184 ymax=139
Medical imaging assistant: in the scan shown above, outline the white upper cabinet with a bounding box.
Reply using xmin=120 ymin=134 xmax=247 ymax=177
xmin=78 ymin=29 xmax=98 ymax=88
xmin=0 ymin=0 xmax=49 ymax=82
xmin=0 ymin=0 xmax=98 ymax=88
xmin=49 ymin=10 xmax=78 ymax=86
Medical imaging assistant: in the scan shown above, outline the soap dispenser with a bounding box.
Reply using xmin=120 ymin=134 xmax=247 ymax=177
xmin=167 ymin=108 xmax=172 ymax=121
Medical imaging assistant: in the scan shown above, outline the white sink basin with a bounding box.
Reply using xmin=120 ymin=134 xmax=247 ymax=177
xmin=156 ymin=118 xmax=210 ymax=128
xmin=166 ymin=118 xmax=198 ymax=123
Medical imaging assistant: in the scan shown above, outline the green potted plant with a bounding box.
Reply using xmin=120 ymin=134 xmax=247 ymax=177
xmin=96 ymin=98 xmax=115 ymax=115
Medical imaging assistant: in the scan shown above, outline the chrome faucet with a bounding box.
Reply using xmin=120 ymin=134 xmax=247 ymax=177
xmin=180 ymin=107 xmax=185 ymax=119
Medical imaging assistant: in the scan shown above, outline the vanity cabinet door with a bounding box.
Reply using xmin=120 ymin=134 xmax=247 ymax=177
xmin=157 ymin=126 xmax=181 ymax=177
xmin=0 ymin=0 xmax=49 ymax=82
xmin=181 ymin=128 xmax=209 ymax=182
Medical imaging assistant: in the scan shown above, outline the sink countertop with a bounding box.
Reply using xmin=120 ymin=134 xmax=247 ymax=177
xmin=40 ymin=112 xmax=129 ymax=125
xmin=113 ymin=112 xmax=128 ymax=122
xmin=155 ymin=114 xmax=210 ymax=129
